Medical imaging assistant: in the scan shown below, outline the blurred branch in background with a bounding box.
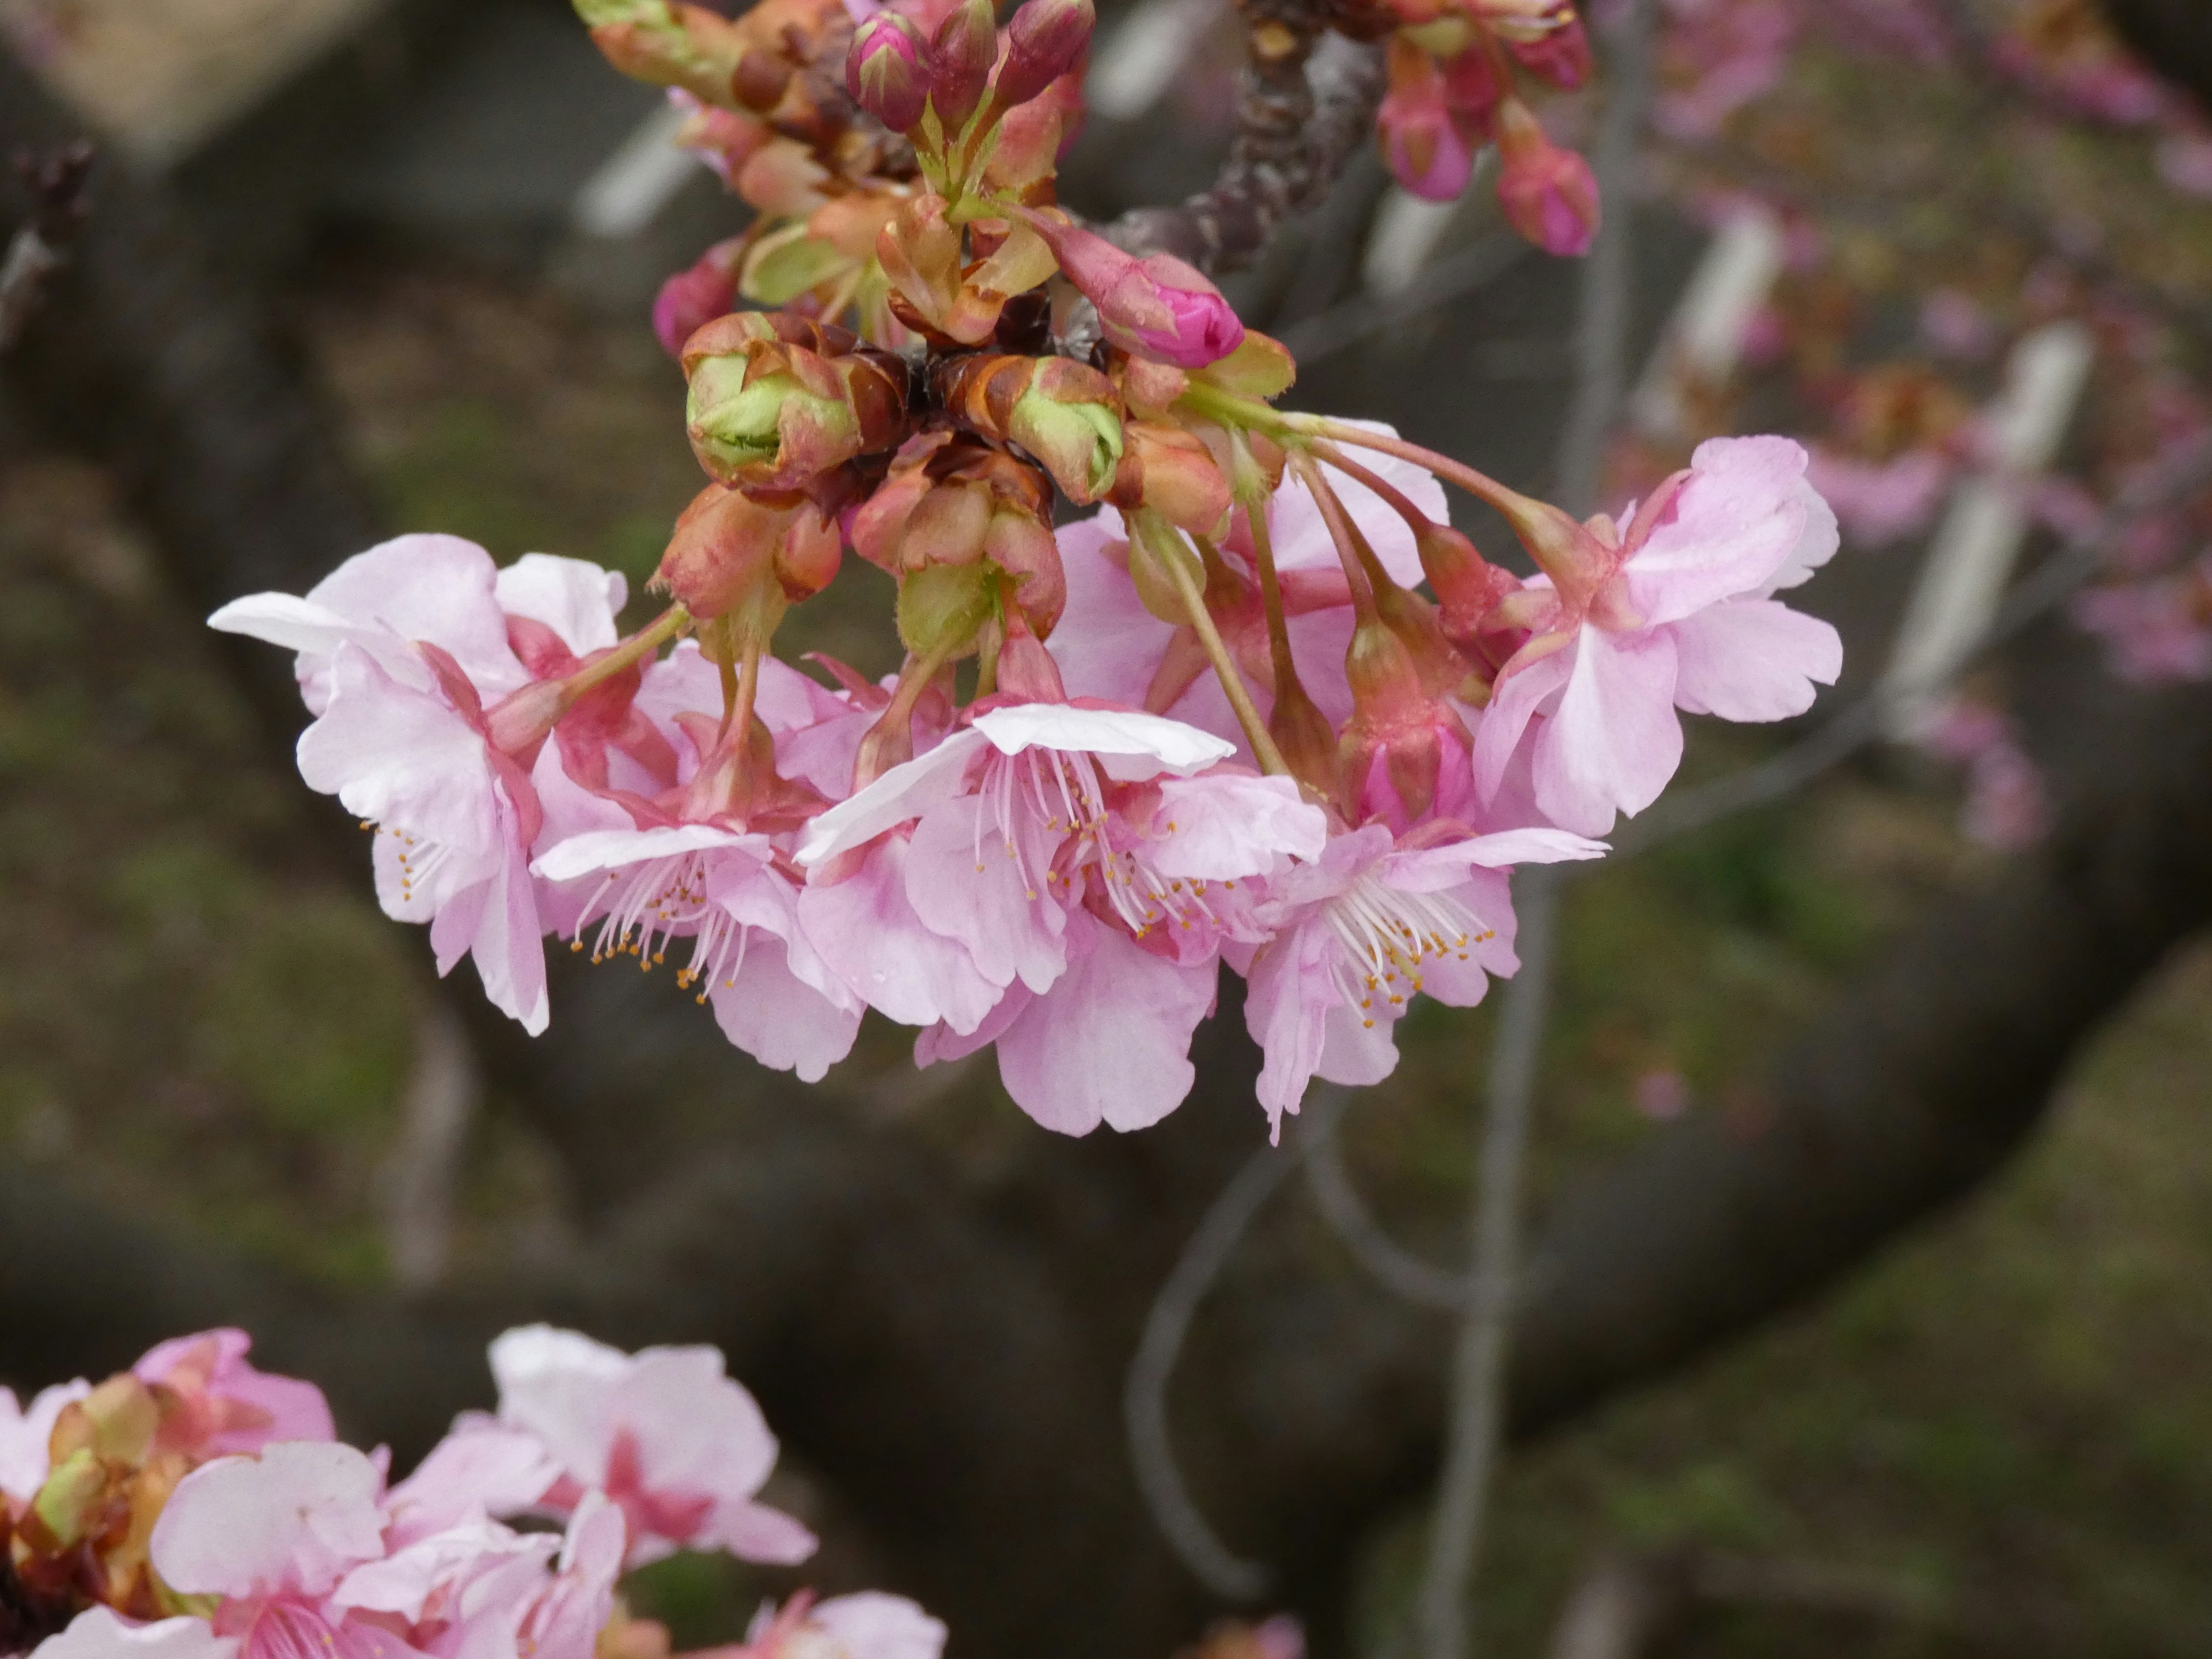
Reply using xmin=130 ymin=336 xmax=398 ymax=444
xmin=0 ymin=141 xmax=90 ymax=354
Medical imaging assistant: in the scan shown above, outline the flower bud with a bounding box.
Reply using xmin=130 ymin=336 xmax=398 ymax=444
xmin=846 ymin=12 xmax=933 ymax=132
xmin=1021 ymin=211 xmax=1245 ymax=368
xmin=1109 ymin=421 xmax=1233 ymax=537
xmin=1494 ymin=97 xmax=1599 ymax=257
xmin=578 ymin=0 xmax=753 ymax=107
xmin=1508 ymin=14 xmax=1591 ymax=89
xmin=1340 ymin=613 xmax=1457 ymax=828
xmin=937 ymin=352 xmax=1125 ymax=503
xmin=1415 ymin=521 xmax=1522 ymax=656
xmin=683 ymin=312 xmax=908 ymax=493
xmin=929 ymin=0 xmax=999 ymax=133
xmin=1378 ymin=36 xmax=1474 ymax=202
xmin=656 ymin=482 xmax=787 ymax=618
xmin=652 ymin=237 xmax=744 ymax=358
xmin=897 ymin=560 xmax=999 ymax=659
xmin=775 ymin=502 xmax=844 ymax=600
xmin=994 ymin=602 xmax=1069 ymax=699
xmin=995 ymin=0 xmax=1094 ymax=108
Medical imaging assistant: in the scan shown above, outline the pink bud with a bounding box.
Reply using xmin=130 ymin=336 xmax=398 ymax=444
xmin=846 ymin=12 xmax=933 ymax=132
xmin=995 ymin=0 xmax=1094 ymax=108
xmin=1494 ymin=98 xmax=1599 ymax=257
xmin=651 ymin=243 xmax=741 ymax=359
xmin=1024 ymin=214 xmax=1244 ymax=368
xmin=1377 ymin=51 xmax=1474 ymax=202
xmin=1509 ymin=17 xmax=1592 ymax=89
xmin=930 ymin=0 xmax=999 ymax=132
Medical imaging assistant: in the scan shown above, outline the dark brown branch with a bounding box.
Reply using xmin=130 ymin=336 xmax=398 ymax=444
xmin=1100 ymin=24 xmax=1387 ymax=275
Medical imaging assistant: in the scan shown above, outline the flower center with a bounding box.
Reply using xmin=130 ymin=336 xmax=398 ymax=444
xmin=1325 ymin=876 xmax=1493 ymax=1027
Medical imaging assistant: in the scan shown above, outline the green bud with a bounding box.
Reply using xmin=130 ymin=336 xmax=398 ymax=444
xmin=573 ymin=0 xmax=671 ymax=24
xmin=897 ymin=562 xmax=997 ymax=660
xmin=1012 ymin=389 xmax=1124 ymax=503
xmin=686 ymin=359 xmax=855 ymax=488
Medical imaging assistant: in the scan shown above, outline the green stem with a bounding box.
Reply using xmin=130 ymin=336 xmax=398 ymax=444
xmin=1141 ymin=518 xmax=1290 ymax=778
xmin=559 ymin=603 xmax=691 ymax=707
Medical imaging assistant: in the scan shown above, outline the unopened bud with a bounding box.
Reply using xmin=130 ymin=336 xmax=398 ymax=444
xmin=683 ymin=314 xmax=907 ymax=493
xmin=775 ymin=503 xmax=843 ymax=600
xmin=938 ymin=353 xmax=1125 ymax=503
xmin=1021 ymin=211 xmax=1245 ymax=369
xmin=995 ymin=603 xmax=1069 ymax=699
xmin=898 ymin=560 xmax=998 ymax=659
xmin=995 ymin=0 xmax=1094 ymax=108
xmin=1494 ymin=97 xmax=1599 ymax=257
xmin=577 ymin=0 xmax=751 ymax=107
xmin=1124 ymin=512 xmax=1206 ymax=627
xmin=929 ymin=0 xmax=999 ymax=133
xmin=1109 ymin=421 xmax=1233 ymax=537
xmin=656 ymin=483 xmax=786 ymax=618
xmin=846 ymin=12 xmax=932 ymax=132
xmin=1415 ymin=521 xmax=1522 ymax=650
xmin=1342 ymin=615 xmax=1445 ymax=825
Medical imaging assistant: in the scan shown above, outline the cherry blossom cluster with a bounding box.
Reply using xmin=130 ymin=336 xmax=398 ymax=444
xmin=0 ymin=1328 xmax=940 ymax=1659
xmin=210 ymin=0 xmax=1842 ymax=1139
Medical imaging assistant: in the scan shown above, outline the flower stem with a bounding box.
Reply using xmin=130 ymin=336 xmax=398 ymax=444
xmin=559 ymin=603 xmax=691 ymax=707
xmin=1286 ymin=416 xmax=1540 ymax=521
xmin=1141 ymin=517 xmax=1290 ymax=777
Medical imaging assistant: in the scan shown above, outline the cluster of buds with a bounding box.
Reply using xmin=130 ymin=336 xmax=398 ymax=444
xmin=1 ymin=1330 xmax=941 ymax=1659
xmin=1350 ymin=0 xmax=1600 ymax=252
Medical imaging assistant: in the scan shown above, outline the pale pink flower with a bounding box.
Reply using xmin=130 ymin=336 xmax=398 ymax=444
xmin=1473 ymin=435 xmax=1843 ymax=836
xmin=208 ymin=536 xmax=534 ymax=717
xmin=0 ymin=1378 xmax=89 ymax=1504
xmin=379 ymin=1424 xmax=565 ymax=1549
xmin=486 ymin=1326 xmax=816 ymax=1569
xmin=737 ymin=1593 xmax=946 ymax=1659
xmin=150 ymin=1443 xmax=429 ymax=1659
xmin=534 ymin=823 xmax=862 ymax=1082
xmin=1239 ymin=824 xmax=1604 ymax=1134
xmin=134 ymin=1329 xmax=336 ymax=1460
xmin=31 ymin=1611 xmax=239 ymax=1659
xmin=299 ymin=644 xmax=554 ymax=1033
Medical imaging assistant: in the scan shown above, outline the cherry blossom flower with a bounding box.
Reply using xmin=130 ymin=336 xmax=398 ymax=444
xmin=1240 ymin=824 xmax=1603 ymax=1134
xmin=1472 ymin=435 xmax=1843 ymax=836
xmin=133 ymin=1330 xmax=335 ymax=1460
xmin=486 ymin=1326 xmax=816 ymax=1568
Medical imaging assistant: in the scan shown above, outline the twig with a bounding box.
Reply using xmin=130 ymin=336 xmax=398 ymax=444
xmin=1123 ymin=1136 xmax=1299 ymax=1599
xmin=1103 ymin=28 xmax=1388 ymax=275
xmin=1301 ymin=1086 xmax=1474 ymax=1309
xmin=0 ymin=142 xmax=93 ymax=355
xmin=1416 ymin=3 xmax=1654 ymax=1654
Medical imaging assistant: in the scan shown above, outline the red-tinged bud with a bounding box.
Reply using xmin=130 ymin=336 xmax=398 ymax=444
xmin=1116 ymin=355 xmax=1188 ymax=417
xmin=775 ymin=503 xmax=844 ymax=600
xmin=1017 ymin=210 xmax=1245 ymax=368
xmin=1122 ymin=510 xmax=1206 ymax=627
xmin=652 ymin=237 xmax=744 ymax=359
xmin=1415 ymin=521 xmax=1522 ymax=652
xmin=1341 ymin=614 xmax=1461 ymax=828
xmin=929 ymin=0 xmax=999 ymax=132
xmin=937 ymin=352 xmax=1126 ymax=503
xmin=1378 ymin=35 xmax=1474 ymax=201
xmin=1494 ymin=97 xmax=1600 ymax=257
xmin=1109 ymin=421 xmax=1233 ymax=537
xmin=577 ymin=0 xmax=753 ymax=106
xmin=984 ymin=502 xmax=1066 ymax=632
xmin=683 ymin=313 xmax=908 ymax=493
xmin=995 ymin=0 xmax=1094 ymax=108
xmin=656 ymin=482 xmax=787 ymax=618
xmin=846 ymin=12 xmax=933 ymax=131
xmin=995 ymin=602 xmax=1068 ymax=699
xmin=1509 ymin=15 xmax=1591 ymax=88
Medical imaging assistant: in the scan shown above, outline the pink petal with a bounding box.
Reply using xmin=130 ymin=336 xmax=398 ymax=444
xmin=798 ymin=839 xmax=1005 ymax=1033
xmin=152 ymin=1444 xmax=388 ymax=1601
xmin=1531 ymin=626 xmax=1682 ymax=835
xmin=1469 ymin=646 xmax=1573 ymax=805
xmin=904 ymin=795 xmax=1070 ymax=994
xmin=809 ymin=1594 xmax=948 ymax=1659
xmin=1141 ymin=775 xmax=1328 ymax=881
xmin=493 ymin=555 xmax=625 ymax=656
xmin=993 ymin=921 xmax=1216 ymax=1134
xmin=1669 ymin=599 xmax=1842 ymax=722
xmin=706 ymin=935 xmax=865 ymax=1081
xmin=1622 ymin=435 xmax=1820 ymax=625
xmin=32 ymin=1611 xmax=238 ymax=1659
xmin=0 ymin=1380 xmax=89 ymax=1503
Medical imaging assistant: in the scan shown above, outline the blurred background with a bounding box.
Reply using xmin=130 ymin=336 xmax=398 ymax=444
xmin=5 ymin=0 xmax=2212 ymax=1655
